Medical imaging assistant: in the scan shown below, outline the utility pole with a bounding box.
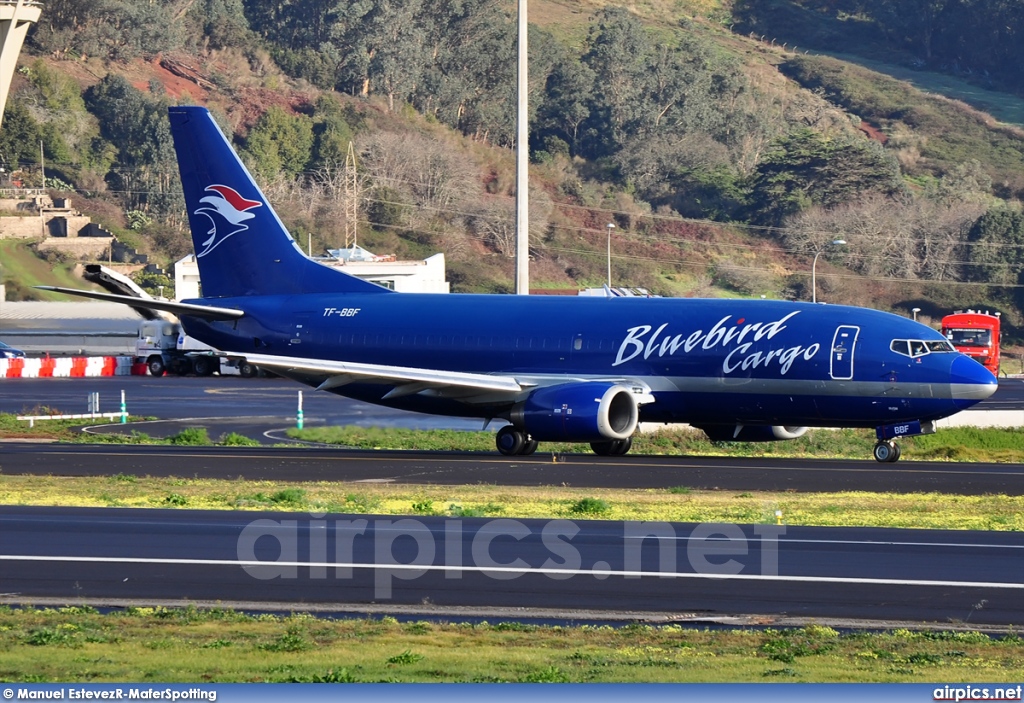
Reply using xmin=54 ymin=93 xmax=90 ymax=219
xmin=38 ymin=139 xmax=43 ymax=235
xmin=513 ymin=0 xmax=529 ymax=295
xmin=606 ymin=223 xmax=615 ymax=289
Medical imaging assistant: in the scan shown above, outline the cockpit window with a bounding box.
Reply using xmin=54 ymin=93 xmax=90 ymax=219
xmin=891 ymin=339 xmax=955 ymax=358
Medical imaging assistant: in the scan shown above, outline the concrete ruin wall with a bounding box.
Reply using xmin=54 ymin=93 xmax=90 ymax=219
xmin=36 ymin=236 xmax=110 ymax=259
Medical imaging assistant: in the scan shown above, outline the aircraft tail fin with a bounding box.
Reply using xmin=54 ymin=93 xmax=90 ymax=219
xmin=168 ymin=106 xmax=389 ymax=299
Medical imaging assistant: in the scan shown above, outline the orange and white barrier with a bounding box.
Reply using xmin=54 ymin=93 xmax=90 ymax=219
xmin=0 ymin=356 xmax=135 ymax=379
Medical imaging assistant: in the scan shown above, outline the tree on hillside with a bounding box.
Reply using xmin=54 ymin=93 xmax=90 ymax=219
xmin=358 ymin=130 xmax=478 ymax=230
xmin=535 ymin=49 xmax=594 ymax=157
xmin=579 ymin=7 xmax=650 ymax=159
xmin=746 ymin=129 xmax=905 ymax=226
xmin=965 ymin=207 xmax=1024 ymax=286
xmin=242 ymin=106 xmax=315 ymax=180
xmin=84 ymin=75 xmax=178 ymax=218
xmin=242 ymin=0 xmax=339 ymax=49
xmin=368 ymin=0 xmax=425 ymax=112
xmin=414 ymin=0 xmax=516 ymax=142
xmin=309 ymin=95 xmax=355 ymax=169
xmin=193 ymin=0 xmax=254 ymax=50
xmin=784 ymin=195 xmax=983 ymax=282
xmin=866 ymin=0 xmax=955 ymax=62
xmin=32 ymin=0 xmax=185 ymax=60
xmin=0 ymin=101 xmax=49 ymax=170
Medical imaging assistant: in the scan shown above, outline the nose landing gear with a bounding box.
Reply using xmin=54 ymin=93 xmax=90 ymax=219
xmin=873 ymin=420 xmax=935 ymax=463
xmin=872 ymin=440 xmax=902 ymax=463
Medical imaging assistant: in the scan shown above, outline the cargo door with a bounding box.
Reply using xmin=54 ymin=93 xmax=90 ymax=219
xmin=830 ymin=325 xmax=859 ymax=380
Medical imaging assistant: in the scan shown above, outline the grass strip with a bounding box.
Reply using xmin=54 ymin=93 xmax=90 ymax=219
xmin=0 ymin=607 xmax=1022 ymax=683
xmin=0 ymin=474 xmax=1021 ymax=529
xmin=287 ymin=425 xmax=1024 ymax=463
xmin=6 ymin=413 xmax=1024 ymax=464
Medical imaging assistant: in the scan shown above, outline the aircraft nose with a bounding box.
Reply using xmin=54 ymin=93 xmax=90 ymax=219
xmin=950 ymin=354 xmax=998 ymax=409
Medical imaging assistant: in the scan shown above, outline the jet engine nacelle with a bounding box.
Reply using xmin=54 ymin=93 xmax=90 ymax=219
xmin=511 ymin=382 xmax=639 ymax=443
xmin=697 ymin=424 xmax=809 ymax=442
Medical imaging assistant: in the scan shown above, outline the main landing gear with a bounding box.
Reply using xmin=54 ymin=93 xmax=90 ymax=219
xmin=495 ymin=426 xmax=538 ymax=456
xmin=495 ymin=426 xmax=635 ymax=457
xmin=590 ymin=437 xmax=633 ymax=456
xmin=872 ymin=440 xmax=902 ymax=463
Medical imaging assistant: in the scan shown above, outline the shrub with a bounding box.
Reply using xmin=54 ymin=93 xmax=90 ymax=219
xmin=386 ymin=649 xmax=424 ymax=665
xmin=569 ymin=497 xmax=611 ymax=515
xmin=169 ymin=427 xmax=210 ymax=445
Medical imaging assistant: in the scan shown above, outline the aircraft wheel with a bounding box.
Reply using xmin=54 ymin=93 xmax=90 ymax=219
xmin=147 ymin=356 xmax=166 ymax=377
xmin=611 ymin=436 xmax=633 ymax=456
xmin=496 ymin=426 xmax=525 ymax=456
xmin=520 ymin=438 xmax=538 ymax=456
xmin=890 ymin=442 xmax=902 ymax=462
xmin=873 ymin=441 xmax=898 ymax=463
xmin=593 ymin=437 xmax=633 ymax=456
xmin=238 ymin=361 xmax=258 ymax=378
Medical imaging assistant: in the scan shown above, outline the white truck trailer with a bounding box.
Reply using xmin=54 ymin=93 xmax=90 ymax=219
xmin=135 ymin=319 xmax=257 ymax=377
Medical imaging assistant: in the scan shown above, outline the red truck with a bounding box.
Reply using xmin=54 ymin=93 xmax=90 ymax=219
xmin=940 ymin=310 xmax=1001 ymax=376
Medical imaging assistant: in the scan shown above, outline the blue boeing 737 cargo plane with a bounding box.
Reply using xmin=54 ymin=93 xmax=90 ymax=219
xmin=42 ymin=106 xmax=998 ymax=462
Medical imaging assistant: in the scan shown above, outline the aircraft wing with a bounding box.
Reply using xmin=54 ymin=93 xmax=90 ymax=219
xmin=241 ymin=352 xmax=526 ymax=398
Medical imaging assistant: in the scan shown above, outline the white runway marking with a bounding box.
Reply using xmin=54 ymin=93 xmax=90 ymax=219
xmin=0 ymin=554 xmax=1021 ymax=589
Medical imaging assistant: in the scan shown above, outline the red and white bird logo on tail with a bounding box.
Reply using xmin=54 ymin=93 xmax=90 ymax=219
xmin=194 ymin=185 xmax=263 ymax=258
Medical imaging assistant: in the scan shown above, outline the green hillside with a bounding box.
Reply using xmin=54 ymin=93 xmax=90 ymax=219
xmin=0 ymin=239 xmax=100 ymax=301
xmin=1 ymin=0 xmax=1023 ymax=340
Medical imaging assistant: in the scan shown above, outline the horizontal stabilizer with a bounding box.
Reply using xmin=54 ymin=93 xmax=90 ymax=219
xmin=34 ymin=286 xmax=245 ymax=321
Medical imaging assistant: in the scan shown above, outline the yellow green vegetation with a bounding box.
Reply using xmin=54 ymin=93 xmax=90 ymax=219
xmin=288 ymin=425 xmax=1024 ymax=464
xmin=6 ymin=413 xmax=1024 ymax=464
xmin=0 ymin=240 xmax=103 ymax=302
xmin=0 ymin=474 xmax=1022 ymax=530
xmin=0 ymin=607 xmax=1021 ymax=683
xmin=3 ymin=415 xmax=1024 ymax=528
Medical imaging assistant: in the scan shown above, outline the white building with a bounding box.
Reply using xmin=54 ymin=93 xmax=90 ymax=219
xmin=174 ymin=248 xmax=449 ymax=300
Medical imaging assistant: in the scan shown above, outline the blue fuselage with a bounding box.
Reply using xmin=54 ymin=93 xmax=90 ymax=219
xmin=181 ymin=293 xmax=996 ymax=428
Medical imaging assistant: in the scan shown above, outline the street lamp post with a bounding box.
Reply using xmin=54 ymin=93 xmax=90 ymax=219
xmin=811 ymin=239 xmax=846 ymax=304
xmin=606 ymin=223 xmax=615 ymax=289
xmin=912 ymin=307 xmax=921 ymax=321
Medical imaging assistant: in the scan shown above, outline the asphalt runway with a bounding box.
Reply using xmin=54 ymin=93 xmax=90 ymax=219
xmin=1 ymin=505 xmax=1022 ymax=626
xmin=4 ymin=374 xmax=1023 ymax=435
xmin=2 ymin=379 xmax=1023 ymax=625
xmin=0 ymin=375 xmax=485 ymax=434
xmin=3 ymin=442 xmax=1024 ymax=494
xmin=2 ymin=376 xmax=1024 ymax=494
xmin=974 ymin=376 xmax=1024 ymax=410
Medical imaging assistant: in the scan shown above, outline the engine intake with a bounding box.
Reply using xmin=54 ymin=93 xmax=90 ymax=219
xmin=697 ymin=424 xmax=808 ymax=442
xmin=511 ymin=382 xmax=639 ymax=442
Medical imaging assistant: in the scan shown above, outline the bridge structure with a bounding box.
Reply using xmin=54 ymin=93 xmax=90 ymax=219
xmin=0 ymin=0 xmax=40 ymax=129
